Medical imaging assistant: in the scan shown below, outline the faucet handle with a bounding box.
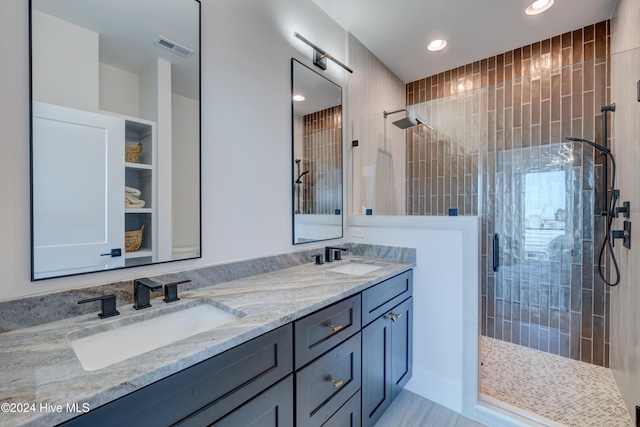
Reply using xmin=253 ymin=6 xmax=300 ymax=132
xmin=135 ymin=277 xmax=162 ymax=291
xmin=333 ymin=248 xmax=348 ymax=261
xmin=324 ymin=246 xmax=348 ymax=262
xmin=311 ymin=254 xmax=324 ymax=265
xmin=163 ymin=279 xmax=191 ymax=303
xmin=78 ymin=295 xmax=120 ymax=319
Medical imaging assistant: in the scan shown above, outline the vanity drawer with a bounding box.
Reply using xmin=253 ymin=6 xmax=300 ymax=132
xmin=294 ymin=294 xmax=361 ymax=369
xmin=362 ymin=270 xmax=412 ymax=326
xmin=295 ymin=332 xmax=362 ymax=427
xmin=61 ymin=324 xmax=293 ymax=427
xmin=321 ymin=390 xmax=361 ymax=427
xmin=204 ymin=375 xmax=293 ymax=427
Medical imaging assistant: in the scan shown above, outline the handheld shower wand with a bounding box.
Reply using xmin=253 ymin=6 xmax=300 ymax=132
xmin=564 ymin=136 xmax=609 ymax=153
xmin=564 ymin=135 xmax=620 ymax=286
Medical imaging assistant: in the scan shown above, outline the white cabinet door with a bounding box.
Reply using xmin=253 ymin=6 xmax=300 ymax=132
xmin=32 ymin=102 xmax=125 ymax=279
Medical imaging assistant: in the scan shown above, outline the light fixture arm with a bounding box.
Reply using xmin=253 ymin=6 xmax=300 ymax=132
xmin=294 ymin=32 xmax=354 ymax=74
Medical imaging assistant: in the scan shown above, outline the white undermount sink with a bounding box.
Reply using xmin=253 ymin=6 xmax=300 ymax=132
xmin=328 ymin=262 xmax=383 ymax=276
xmin=69 ymin=300 xmax=243 ymax=371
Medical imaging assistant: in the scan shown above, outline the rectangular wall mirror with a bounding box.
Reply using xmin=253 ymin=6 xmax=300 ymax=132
xmin=30 ymin=0 xmax=201 ymax=280
xmin=291 ymin=59 xmax=343 ymax=244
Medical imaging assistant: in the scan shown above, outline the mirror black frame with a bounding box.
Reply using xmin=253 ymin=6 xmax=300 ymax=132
xmin=291 ymin=58 xmax=344 ymax=245
xmin=29 ymin=0 xmax=202 ymax=280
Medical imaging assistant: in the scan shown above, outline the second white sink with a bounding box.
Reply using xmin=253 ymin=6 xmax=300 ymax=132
xmin=328 ymin=262 xmax=383 ymax=276
xmin=69 ymin=300 xmax=242 ymax=371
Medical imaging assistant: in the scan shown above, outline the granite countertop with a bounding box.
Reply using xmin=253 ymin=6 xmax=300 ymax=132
xmin=0 ymin=256 xmax=413 ymax=426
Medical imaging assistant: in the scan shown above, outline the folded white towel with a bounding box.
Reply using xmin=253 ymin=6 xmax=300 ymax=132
xmin=125 ymin=192 xmax=146 ymax=208
xmin=125 ymin=198 xmax=146 ymax=208
xmin=125 ymin=186 xmax=141 ymax=197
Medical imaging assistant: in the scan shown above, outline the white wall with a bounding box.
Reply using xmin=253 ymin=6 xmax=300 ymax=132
xmin=349 ymin=215 xmax=480 ymax=413
xmin=99 ymin=63 xmax=140 ymax=117
xmin=31 ymin=10 xmax=99 ymax=111
xmin=347 ymin=34 xmax=407 ymax=216
xmin=610 ymin=0 xmax=640 ymax=418
xmin=172 ymin=93 xmax=200 ymax=254
xmin=0 ymin=0 xmax=348 ymax=301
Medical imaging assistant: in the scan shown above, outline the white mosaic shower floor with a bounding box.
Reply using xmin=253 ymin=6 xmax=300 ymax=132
xmin=480 ymin=336 xmax=633 ymax=427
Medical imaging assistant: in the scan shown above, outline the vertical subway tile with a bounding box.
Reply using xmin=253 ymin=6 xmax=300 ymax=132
xmin=531 ymin=42 xmax=541 ymax=74
xmin=572 ymin=28 xmax=583 ymax=63
xmin=581 ymin=289 xmax=593 ymax=339
xmin=595 ymin=21 xmax=607 ymax=58
xmin=532 ymin=78 xmax=541 ymax=124
xmin=551 ymin=35 xmax=561 ymax=69
xmin=513 ymin=48 xmax=522 ymax=78
xmin=581 ymin=337 xmax=592 ymax=364
xmin=572 ymin=68 xmax=583 ymax=118
xmin=570 ymin=312 xmax=582 ymax=360
xmin=497 ymin=53 xmax=504 ymax=83
xmin=593 ymin=315 xmax=605 ymax=366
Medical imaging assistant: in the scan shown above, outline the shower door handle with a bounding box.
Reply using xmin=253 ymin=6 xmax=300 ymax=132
xmin=492 ymin=233 xmax=499 ymax=272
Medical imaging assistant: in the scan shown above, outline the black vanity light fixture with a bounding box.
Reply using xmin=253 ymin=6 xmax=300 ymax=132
xmin=294 ymin=32 xmax=354 ymax=74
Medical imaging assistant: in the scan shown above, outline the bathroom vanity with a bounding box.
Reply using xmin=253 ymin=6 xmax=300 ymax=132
xmin=0 ymin=254 xmax=413 ymax=427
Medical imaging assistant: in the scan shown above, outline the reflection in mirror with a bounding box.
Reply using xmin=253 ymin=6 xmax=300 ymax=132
xmin=30 ymin=0 xmax=201 ymax=280
xmin=291 ymin=59 xmax=343 ymax=244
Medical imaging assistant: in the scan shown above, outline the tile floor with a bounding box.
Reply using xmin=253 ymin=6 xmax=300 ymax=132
xmin=480 ymin=336 xmax=633 ymax=427
xmin=375 ymin=389 xmax=486 ymax=427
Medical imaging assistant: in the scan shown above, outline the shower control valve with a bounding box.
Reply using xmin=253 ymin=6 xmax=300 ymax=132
xmin=612 ymin=221 xmax=631 ymax=249
xmin=615 ymin=201 xmax=631 ymax=218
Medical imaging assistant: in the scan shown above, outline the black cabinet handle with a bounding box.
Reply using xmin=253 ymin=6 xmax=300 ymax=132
xmin=492 ymin=233 xmax=499 ymax=272
xmin=100 ymin=248 xmax=122 ymax=257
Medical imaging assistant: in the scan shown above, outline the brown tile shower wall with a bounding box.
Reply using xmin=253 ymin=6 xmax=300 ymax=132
xmin=406 ymin=21 xmax=611 ymax=366
xmin=302 ymin=105 xmax=343 ymax=214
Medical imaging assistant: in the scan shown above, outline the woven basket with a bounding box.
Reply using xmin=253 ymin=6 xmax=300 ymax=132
xmin=125 ymin=224 xmax=144 ymax=252
xmin=125 ymin=143 xmax=143 ymax=163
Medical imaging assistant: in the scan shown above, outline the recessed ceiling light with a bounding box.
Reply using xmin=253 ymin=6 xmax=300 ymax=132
xmin=293 ymin=94 xmax=305 ymax=102
xmin=526 ymin=0 xmax=554 ymax=15
xmin=427 ymin=39 xmax=448 ymax=52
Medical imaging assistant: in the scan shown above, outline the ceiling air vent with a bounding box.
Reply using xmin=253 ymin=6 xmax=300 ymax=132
xmin=154 ymin=36 xmax=194 ymax=58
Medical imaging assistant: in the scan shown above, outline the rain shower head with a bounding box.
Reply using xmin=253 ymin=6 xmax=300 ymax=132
xmin=383 ymin=108 xmax=434 ymax=130
xmin=392 ymin=115 xmax=434 ymax=130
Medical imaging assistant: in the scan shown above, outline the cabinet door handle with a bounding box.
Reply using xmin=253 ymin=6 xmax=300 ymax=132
xmin=493 ymin=233 xmax=499 ymax=272
xmin=391 ymin=312 xmax=402 ymax=320
xmin=385 ymin=314 xmax=396 ymax=322
xmin=100 ymin=248 xmax=122 ymax=258
xmin=327 ymin=323 xmax=343 ymax=333
xmin=329 ymin=378 xmax=343 ymax=388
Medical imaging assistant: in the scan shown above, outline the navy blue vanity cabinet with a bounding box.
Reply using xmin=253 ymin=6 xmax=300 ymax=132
xmin=204 ymin=375 xmax=294 ymax=427
xmin=322 ymin=390 xmax=362 ymax=427
xmin=361 ymin=270 xmax=413 ymax=427
xmin=294 ymin=295 xmax=362 ymax=427
xmin=59 ymin=324 xmax=293 ymax=427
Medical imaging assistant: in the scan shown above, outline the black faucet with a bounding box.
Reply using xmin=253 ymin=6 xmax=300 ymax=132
xmin=78 ymin=295 xmax=120 ymax=319
xmin=133 ymin=278 xmax=163 ymax=310
xmin=324 ymin=246 xmax=348 ymax=262
xmin=163 ymin=279 xmax=191 ymax=303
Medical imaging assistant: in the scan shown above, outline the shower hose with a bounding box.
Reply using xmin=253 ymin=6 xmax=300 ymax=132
xmin=598 ymin=150 xmax=621 ymax=286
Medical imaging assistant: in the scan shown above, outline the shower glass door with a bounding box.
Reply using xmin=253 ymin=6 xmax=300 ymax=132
xmin=480 ymin=55 xmax=609 ymax=367
xmin=489 ymin=143 xmax=586 ymax=358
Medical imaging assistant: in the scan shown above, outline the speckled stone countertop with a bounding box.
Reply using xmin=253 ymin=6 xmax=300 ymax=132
xmin=0 ymin=255 xmax=413 ymax=426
